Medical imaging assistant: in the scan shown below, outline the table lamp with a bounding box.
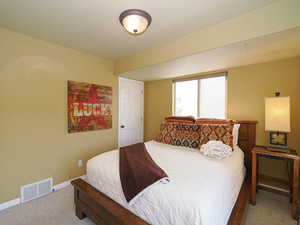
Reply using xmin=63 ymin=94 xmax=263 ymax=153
xmin=265 ymin=92 xmax=290 ymax=152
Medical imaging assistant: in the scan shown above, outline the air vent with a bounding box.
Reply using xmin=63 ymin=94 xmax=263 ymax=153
xmin=21 ymin=178 xmax=53 ymax=203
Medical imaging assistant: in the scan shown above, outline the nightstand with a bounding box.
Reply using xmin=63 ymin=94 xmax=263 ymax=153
xmin=250 ymin=146 xmax=300 ymax=219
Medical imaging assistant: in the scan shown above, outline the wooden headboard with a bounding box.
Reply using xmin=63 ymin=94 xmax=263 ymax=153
xmin=234 ymin=120 xmax=257 ymax=170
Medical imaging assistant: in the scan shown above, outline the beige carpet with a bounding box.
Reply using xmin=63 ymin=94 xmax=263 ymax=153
xmin=0 ymin=185 xmax=297 ymax=225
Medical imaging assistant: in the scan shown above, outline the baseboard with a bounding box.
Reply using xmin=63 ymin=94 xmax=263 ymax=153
xmin=53 ymin=175 xmax=86 ymax=191
xmin=0 ymin=174 xmax=86 ymax=212
xmin=0 ymin=198 xmax=21 ymax=211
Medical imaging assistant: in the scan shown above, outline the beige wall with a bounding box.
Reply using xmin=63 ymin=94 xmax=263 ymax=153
xmin=0 ymin=28 xmax=118 ymax=203
xmin=145 ymin=56 xmax=300 ymax=178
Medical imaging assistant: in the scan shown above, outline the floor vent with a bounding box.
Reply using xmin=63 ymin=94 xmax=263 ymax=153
xmin=21 ymin=178 xmax=53 ymax=203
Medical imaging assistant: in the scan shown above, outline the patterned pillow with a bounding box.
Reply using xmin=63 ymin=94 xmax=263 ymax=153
xmin=165 ymin=116 xmax=195 ymax=124
xmin=195 ymin=118 xmax=234 ymax=125
xmin=172 ymin=123 xmax=201 ymax=149
xmin=199 ymin=124 xmax=234 ymax=148
xmin=155 ymin=122 xmax=176 ymax=145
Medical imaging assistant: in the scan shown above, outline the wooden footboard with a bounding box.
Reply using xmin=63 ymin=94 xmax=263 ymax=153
xmin=72 ymin=178 xmax=250 ymax=225
xmin=71 ymin=178 xmax=150 ymax=225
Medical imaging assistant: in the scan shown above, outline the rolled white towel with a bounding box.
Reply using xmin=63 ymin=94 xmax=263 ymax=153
xmin=200 ymin=141 xmax=232 ymax=159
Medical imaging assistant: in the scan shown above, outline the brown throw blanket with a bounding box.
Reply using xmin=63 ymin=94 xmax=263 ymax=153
xmin=119 ymin=142 xmax=169 ymax=204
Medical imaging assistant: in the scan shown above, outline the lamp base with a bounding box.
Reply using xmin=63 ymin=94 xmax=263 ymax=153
xmin=269 ymin=131 xmax=288 ymax=147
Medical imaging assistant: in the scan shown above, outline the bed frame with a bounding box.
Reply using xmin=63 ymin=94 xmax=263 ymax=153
xmin=72 ymin=120 xmax=257 ymax=225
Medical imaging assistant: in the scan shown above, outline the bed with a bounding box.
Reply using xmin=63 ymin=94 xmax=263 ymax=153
xmin=72 ymin=120 xmax=257 ymax=225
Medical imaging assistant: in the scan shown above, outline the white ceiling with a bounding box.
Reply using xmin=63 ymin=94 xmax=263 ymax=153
xmin=121 ymin=27 xmax=300 ymax=81
xmin=0 ymin=0 xmax=275 ymax=59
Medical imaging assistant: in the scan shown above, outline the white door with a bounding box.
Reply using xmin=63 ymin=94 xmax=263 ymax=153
xmin=119 ymin=77 xmax=144 ymax=147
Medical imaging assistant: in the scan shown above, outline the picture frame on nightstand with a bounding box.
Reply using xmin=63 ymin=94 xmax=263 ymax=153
xmin=269 ymin=132 xmax=288 ymax=146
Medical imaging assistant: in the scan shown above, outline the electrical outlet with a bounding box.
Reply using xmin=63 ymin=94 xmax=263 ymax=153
xmin=78 ymin=160 xmax=83 ymax=168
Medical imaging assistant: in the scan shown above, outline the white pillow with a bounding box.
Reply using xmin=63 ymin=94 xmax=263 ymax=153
xmin=233 ymin=124 xmax=240 ymax=147
xmin=200 ymin=141 xmax=232 ymax=159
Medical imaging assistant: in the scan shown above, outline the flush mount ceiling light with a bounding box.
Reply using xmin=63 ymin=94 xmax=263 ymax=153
xmin=119 ymin=9 xmax=152 ymax=35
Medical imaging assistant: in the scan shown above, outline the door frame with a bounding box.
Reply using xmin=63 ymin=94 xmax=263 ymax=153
xmin=118 ymin=77 xmax=144 ymax=148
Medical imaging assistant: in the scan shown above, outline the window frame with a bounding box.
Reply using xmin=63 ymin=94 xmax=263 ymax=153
xmin=172 ymin=72 xmax=228 ymax=118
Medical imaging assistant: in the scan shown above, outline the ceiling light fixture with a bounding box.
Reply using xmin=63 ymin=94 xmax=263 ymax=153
xmin=119 ymin=9 xmax=152 ymax=35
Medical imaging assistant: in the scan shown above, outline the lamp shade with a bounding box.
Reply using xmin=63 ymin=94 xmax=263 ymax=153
xmin=265 ymin=96 xmax=290 ymax=132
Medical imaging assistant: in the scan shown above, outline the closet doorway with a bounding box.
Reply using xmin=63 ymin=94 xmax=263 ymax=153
xmin=118 ymin=77 xmax=144 ymax=147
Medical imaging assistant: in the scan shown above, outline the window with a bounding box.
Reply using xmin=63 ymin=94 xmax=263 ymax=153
xmin=174 ymin=74 xmax=227 ymax=119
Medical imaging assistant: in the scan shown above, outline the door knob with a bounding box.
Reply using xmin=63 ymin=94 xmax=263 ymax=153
xmin=120 ymin=125 xmax=125 ymax=128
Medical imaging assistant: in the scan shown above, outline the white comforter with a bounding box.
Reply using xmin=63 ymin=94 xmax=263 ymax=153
xmin=87 ymin=141 xmax=245 ymax=225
